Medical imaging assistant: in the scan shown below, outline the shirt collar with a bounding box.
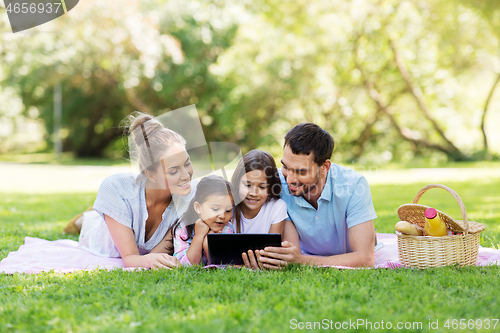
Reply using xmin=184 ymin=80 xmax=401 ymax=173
xmin=318 ymin=168 xmax=332 ymax=202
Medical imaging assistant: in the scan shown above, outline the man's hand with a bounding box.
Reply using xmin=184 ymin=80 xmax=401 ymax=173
xmin=242 ymin=241 xmax=300 ymax=270
xmin=242 ymin=249 xmax=264 ymax=270
xmin=257 ymin=241 xmax=301 ymax=269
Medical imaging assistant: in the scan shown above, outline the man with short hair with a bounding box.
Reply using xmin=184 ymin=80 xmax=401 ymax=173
xmin=244 ymin=123 xmax=377 ymax=268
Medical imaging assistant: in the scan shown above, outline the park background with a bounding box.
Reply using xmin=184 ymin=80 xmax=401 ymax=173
xmin=1 ymin=0 xmax=500 ymax=332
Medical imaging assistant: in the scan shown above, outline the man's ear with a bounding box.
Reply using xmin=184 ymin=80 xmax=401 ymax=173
xmin=321 ymin=160 xmax=331 ymax=174
xmin=194 ymin=202 xmax=201 ymax=215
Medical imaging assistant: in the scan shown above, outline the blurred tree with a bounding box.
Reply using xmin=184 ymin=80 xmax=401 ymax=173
xmin=218 ymin=0 xmax=500 ymax=162
xmin=1 ymin=0 xmax=499 ymax=163
xmin=456 ymin=0 xmax=500 ymax=159
xmin=1 ymin=0 xmax=239 ymax=157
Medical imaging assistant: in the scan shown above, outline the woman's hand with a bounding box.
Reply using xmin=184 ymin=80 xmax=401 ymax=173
xmin=103 ymin=214 xmax=180 ymax=269
xmin=144 ymin=253 xmax=180 ymax=270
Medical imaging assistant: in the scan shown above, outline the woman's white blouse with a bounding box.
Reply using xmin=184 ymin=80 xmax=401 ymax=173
xmin=79 ymin=173 xmax=197 ymax=257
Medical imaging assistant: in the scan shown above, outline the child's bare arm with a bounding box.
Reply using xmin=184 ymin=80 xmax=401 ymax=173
xmin=186 ymin=219 xmax=210 ymax=265
xmin=269 ymin=220 xmax=285 ymax=239
xmin=202 ymin=234 xmax=210 ymax=264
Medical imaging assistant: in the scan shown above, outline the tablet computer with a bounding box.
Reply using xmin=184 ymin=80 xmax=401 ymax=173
xmin=207 ymin=233 xmax=282 ymax=265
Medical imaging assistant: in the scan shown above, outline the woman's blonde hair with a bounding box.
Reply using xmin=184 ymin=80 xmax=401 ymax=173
xmin=125 ymin=112 xmax=186 ymax=176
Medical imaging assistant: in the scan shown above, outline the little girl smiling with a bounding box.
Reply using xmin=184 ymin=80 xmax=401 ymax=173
xmin=231 ymin=150 xmax=288 ymax=235
xmin=172 ymin=175 xmax=234 ymax=265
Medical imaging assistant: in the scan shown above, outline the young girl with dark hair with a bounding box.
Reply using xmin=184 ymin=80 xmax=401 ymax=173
xmin=172 ymin=175 xmax=234 ymax=266
xmin=231 ymin=149 xmax=288 ymax=236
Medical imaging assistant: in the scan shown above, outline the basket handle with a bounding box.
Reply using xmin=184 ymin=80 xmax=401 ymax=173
xmin=412 ymin=184 xmax=469 ymax=233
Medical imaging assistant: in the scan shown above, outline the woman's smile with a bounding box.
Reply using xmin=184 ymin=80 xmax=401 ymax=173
xmin=177 ymin=180 xmax=191 ymax=188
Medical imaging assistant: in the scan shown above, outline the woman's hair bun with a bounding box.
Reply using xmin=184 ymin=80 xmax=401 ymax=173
xmin=128 ymin=113 xmax=164 ymax=147
xmin=123 ymin=111 xmax=186 ymax=175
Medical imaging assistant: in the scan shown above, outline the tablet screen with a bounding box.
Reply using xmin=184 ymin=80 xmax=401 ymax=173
xmin=207 ymin=233 xmax=282 ymax=265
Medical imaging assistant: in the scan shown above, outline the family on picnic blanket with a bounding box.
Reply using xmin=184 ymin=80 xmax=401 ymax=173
xmin=73 ymin=111 xmax=378 ymax=270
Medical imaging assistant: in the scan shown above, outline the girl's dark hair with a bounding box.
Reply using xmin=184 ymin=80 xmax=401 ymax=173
xmin=230 ymin=149 xmax=281 ymax=233
xmin=284 ymin=123 xmax=334 ymax=166
xmin=170 ymin=175 xmax=233 ymax=245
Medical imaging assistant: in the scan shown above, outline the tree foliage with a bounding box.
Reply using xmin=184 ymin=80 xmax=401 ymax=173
xmin=1 ymin=0 xmax=499 ymax=162
xmin=1 ymin=0 xmax=239 ymax=157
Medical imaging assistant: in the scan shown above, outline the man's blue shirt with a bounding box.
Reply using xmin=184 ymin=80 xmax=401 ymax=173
xmin=279 ymin=164 xmax=377 ymax=256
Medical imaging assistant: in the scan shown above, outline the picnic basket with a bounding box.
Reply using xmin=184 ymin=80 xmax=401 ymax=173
xmin=396 ymin=184 xmax=485 ymax=268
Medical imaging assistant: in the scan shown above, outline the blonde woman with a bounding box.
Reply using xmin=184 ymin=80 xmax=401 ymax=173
xmin=78 ymin=112 xmax=198 ymax=269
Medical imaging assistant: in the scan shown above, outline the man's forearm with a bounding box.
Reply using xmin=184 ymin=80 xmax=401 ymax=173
xmin=297 ymin=250 xmax=375 ymax=267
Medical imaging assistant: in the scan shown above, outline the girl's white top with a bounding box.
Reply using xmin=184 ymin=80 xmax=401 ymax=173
xmin=240 ymin=198 xmax=288 ymax=234
xmin=79 ymin=173 xmax=197 ymax=258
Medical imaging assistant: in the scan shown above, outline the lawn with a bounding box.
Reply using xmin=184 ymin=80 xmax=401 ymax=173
xmin=1 ymin=169 xmax=500 ymax=332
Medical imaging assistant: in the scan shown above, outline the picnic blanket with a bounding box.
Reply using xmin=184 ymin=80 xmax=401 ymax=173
xmin=1 ymin=233 xmax=499 ymax=274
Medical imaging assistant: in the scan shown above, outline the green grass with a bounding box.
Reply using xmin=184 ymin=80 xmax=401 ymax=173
xmin=1 ymin=176 xmax=500 ymax=332
xmin=1 ymin=266 xmax=499 ymax=332
xmin=0 ymin=193 xmax=95 ymax=259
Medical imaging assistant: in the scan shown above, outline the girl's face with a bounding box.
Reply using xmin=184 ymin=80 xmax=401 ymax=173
xmin=150 ymin=143 xmax=193 ymax=196
xmin=194 ymin=194 xmax=233 ymax=233
xmin=238 ymin=170 xmax=269 ymax=212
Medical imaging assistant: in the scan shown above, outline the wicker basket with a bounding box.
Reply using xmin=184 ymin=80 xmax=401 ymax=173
xmin=396 ymin=184 xmax=485 ymax=268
